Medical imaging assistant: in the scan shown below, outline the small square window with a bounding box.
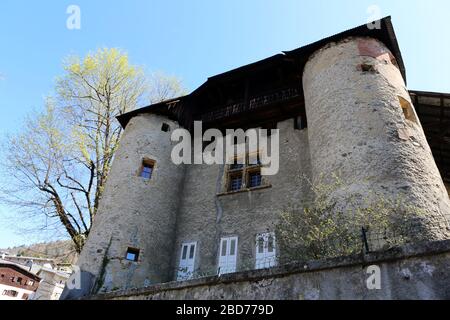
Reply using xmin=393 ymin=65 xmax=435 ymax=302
xmin=161 ymin=123 xmax=170 ymax=132
xmin=125 ymin=247 xmax=140 ymax=262
xmin=140 ymin=159 xmax=155 ymax=180
xmin=229 ymin=175 xmax=243 ymax=192
xmin=141 ymin=166 xmax=153 ymax=179
xmin=294 ymin=115 xmax=307 ymax=130
xmin=248 ymin=171 xmax=262 ymax=188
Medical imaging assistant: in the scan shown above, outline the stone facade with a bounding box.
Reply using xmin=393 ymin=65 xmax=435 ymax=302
xmin=303 ymin=37 xmax=450 ymax=238
xmin=70 ymin=27 xmax=450 ymax=299
xmin=89 ymin=240 xmax=450 ymax=300
xmin=76 ymin=114 xmax=314 ymax=294
xmin=76 ymin=115 xmax=185 ymax=290
xmin=172 ymin=119 xmax=312 ymax=280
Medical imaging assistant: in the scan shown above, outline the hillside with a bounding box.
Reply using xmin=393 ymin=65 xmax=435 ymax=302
xmin=1 ymin=239 xmax=78 ymax=264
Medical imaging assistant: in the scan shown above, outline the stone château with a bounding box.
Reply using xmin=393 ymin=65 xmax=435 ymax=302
xmin=66 ymin=17 xmax=450 ymax=299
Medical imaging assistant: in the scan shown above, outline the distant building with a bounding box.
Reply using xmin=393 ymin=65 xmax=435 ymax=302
xmin=1 ymin=255 xmax=72 ymax=300
xmin=2 ymin=256 xmax=57 ymax=273
xmin=32 ymin=267 xmax=70 ymax=300
xmin=0 ymin=259 xmax=40 ymax=300
xmin=2 ymin=255 xmax=73 ymax=274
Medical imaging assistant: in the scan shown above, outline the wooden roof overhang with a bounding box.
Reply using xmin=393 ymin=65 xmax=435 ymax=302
xmin=115 ymin=16 xmax=449 ymax=185
xmin=411 ymin=91 xmax=450 ymax=183
xmin=117 ymin=16 xmax=405 ymax=133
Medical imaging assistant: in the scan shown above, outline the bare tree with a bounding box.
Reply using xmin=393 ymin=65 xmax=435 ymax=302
xmin=0 ymin=48 xmax=186 ymax=253
xmin=147 ymin=71 xmax=185 ymax=104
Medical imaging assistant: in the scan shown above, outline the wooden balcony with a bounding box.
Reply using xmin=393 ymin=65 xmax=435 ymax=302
xmin=201 ymin=86 xmax=301 ymax=123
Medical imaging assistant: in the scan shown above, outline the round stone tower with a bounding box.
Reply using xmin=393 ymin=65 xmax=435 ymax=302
xmin=303 ymin=37 xmax=450 ymax=240
xmin=75 ymin=113 xmax=185 ymax=294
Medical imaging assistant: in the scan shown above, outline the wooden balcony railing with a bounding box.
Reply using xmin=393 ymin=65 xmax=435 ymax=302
xmin=201 ymin=86 xmax=301 ymax=122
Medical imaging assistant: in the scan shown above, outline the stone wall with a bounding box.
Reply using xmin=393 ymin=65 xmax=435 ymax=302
xmin=172 ymin=118 xmax=312 ymax=280
xmin=88 ymin=240 xmax=450 ymax=300
xmin=74 ymin=115 xmax=313 ymax=296
xmin=76 ymin=114 xmax=185 ymax=292
xmin=303 ymin=37 xmax=450 ymax=239
xmin=72 ymin=35 xmax=450 ymax=298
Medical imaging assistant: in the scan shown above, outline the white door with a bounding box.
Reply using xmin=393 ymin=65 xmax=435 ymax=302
xmin=218 ymin=237 xmax=238 ymax=275
xmin=255 ymin=233 xmax=276 ymax=269
xmin=177 ymin=242 xmax=197 ymax=281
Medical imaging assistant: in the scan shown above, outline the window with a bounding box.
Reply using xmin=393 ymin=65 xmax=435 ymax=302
xmin=229 ymin=173 xmax=243 ymax=192
xmin=218 ymin=237 xmax=238 ymax=275
xmin=16 ymin=277 xmax=22 ymax=284
xmin=360 ymin=63 xmax=376 ymax=72
xmin=2 ymin=290 xmax=18 ymax=297
xmin=248 ymin=170 xmax=262 ymax=188
xmin=125 ymin=247 xmax=140 ymax=262
xmin=255 ymin=232 xmax=277 ymax=270
xmin=399 ymin=96 xmax=417 ymax=123
xmin=22 ymin=293 xmax=30 ymax=300
xmin=139 ymin=159 xmax=155 ymax=180
xmin=294 ymin=115 xmax=307 ymax=130
xmin=177 ymin=242 xmax=197 ymax=281
xmin=28 ymin=280 xmax=34 ymax=286
xmin=226 ymin=153 xmax=265 ymax=192
xmin=161 ymin=123 xmax=170 ymax=132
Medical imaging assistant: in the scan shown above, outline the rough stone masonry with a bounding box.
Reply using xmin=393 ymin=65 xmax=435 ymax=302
xmin=64 ymin=17 xmax=450 ymax=300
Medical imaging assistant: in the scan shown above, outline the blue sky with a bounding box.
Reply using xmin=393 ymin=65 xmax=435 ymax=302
xmin=0 ymin=0 xmax=449 ymax=248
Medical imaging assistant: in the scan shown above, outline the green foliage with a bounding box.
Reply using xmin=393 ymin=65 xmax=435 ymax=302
xmin=276 ymin=174 xmax=426 ymax=263
xmin=1 ymin=47 xmax=185 ymax=253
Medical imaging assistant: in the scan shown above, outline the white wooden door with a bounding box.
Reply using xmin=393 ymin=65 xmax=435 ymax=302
xmin=218 ymin=237 xmax=238 ymax=275
xmin=255 ymin=233 xmax=276 ymax=269
xmin=177 ymin=242 xmax=197 ymax=281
